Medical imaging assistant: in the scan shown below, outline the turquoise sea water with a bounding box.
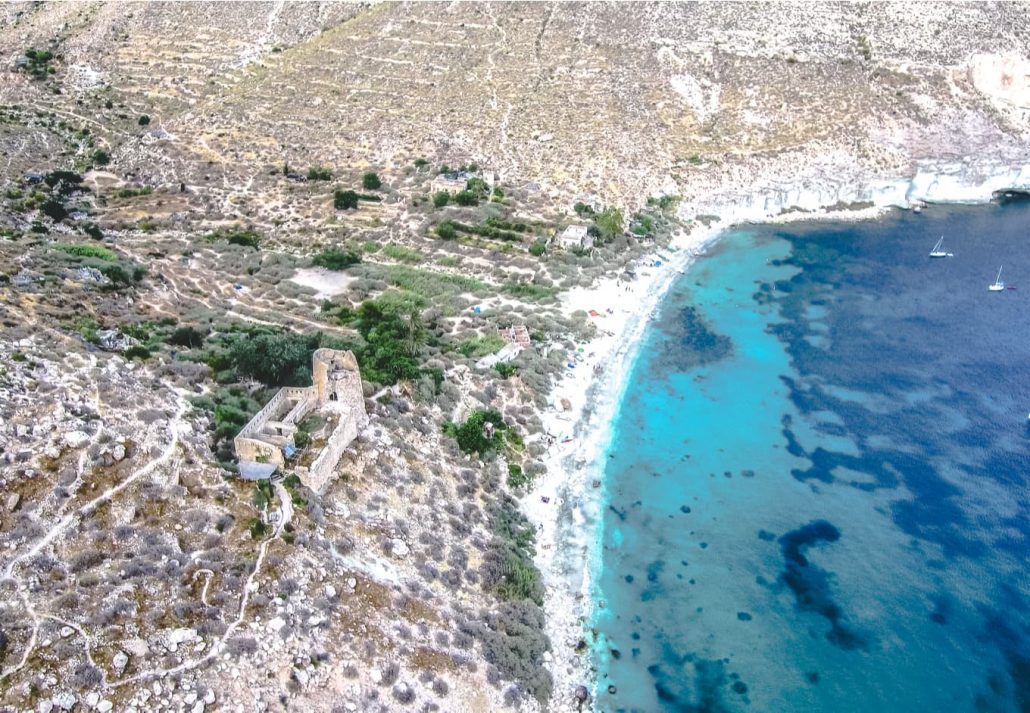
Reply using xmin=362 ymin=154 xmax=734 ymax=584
xmin=592 ymin=199 xmax=1030 ymax=712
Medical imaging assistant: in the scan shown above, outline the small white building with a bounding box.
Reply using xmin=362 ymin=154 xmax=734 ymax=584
xmin=556 ymin=224 xmax=593 ymax=250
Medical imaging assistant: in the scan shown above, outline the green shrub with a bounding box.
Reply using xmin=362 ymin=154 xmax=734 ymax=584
xmin=432 ymin=191 xmax=451 ymax=208
xmin=454 ymin=190 xmax=478 ymax=207
xmin=114 ymin=186 xmax=153 ymax=199
xmin=167 ymin=325 xmax=208 ymax=349
xmin=502 ymin=282 xmax=557 ymax=301
xmin=98 ymin=262 xmax=146 ymax=288
xmin=82 ymin=223 xmax=104 ymax=240
xmin=458 ymin=334 xmax=505 ymax=357
xmin=19 ymin=48 xmax=54 ymax=80
xmin=123 ymin=345 xmax=151 ymax=360
xmin=528 ymin=241 xmax=546 ymax=257
xmin=573 ymin=202 xmax=595 ymax=217
xmin=247 ymin=518 xmax=268 ymax=539
xmin=507 ymin=463 xmax=532 ymax=489
xmin=382 ymin=244 xmax=422 ymax=263
xmin=442 ymin=220 xmax=523 ymax=243
xmin=495 ymin=362 xmax=518 ymax=378
xmin=229 ymin=331 xmax=324 ymax=387
xmin=352 ymin=295 xmax=427 ymax=385
xmin=359 ymin=264 xmax=486 ymax=302
xmin=362 ymin=172 xmax=382 ymax=190
xmin=436 ymin=222 xmax=457 ymax=240
xmin=91 ymin=149 xmax=110 ymax=166
xmin=312 ymin=247 xmax=361 ymax=270
xmin=333 ymin=189 xmax=359 ymax=210
xmin=593 ymin=207 xmax=624 ymax=241
xmin=55 ymin=243 xmax=117 ymax=261
xmin=307 ymin=166 xmax=332 ymax=181
xmin=414 ymin=158 xmax=429 ymax=170
xmin=205 ymin=227 xmax=259 ymax=249
xmin=138 ymin=115 xmax=150 ymax=126
xmin=41 ymin=197 xmax=68 ymax=222
xmin=445 ymin=409 xmax=506 ymax=455
xmin=44 ymin=171 xmax=83 ymax=192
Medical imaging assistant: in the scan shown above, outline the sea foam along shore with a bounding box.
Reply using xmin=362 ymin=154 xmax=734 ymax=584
xmin=525 ymin=157 xmax=1030 ymax=712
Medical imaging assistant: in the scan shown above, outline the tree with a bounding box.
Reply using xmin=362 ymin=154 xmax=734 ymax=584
xmin=446 ymin=409 xmax=507 ymax=455
xmin=167 ymin=326 xmax=208 ymax=349
xmin=312 ymin=247 xmax=361 ymax=270
xmin=593 ymin=207 xmax=624 ymax=241
xmin=229 ymin=332 xmax=322 ymax=386
xmin=138 ymin=115 xmax=150 ymax=126
xmin=432 ymin=191 xmax=451 ymax=208
xmin=334 ymin=189 xmax=359 ymax=210
xmin=353 ymin=296 xmax=427 ymax=384
xmin=362 ymin=172 xmax=382 ymax=190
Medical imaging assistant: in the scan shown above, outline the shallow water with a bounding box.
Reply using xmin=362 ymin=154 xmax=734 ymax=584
xmin=592 ymin=200 xmax=1030 ymax=712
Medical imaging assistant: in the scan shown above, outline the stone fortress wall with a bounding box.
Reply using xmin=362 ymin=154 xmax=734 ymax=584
xmin=234 ymin=349 xmax=366 ymax=491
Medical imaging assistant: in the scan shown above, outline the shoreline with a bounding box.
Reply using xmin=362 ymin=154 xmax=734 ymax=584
xmin=524 ymin=159 xmax=1030 ymax=711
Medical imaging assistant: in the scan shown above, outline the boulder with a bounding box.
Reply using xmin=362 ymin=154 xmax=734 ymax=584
xmin=51 ymin=692 xmax=76 ymax=711
xmin=390 ymin=539 xmax=409 ymax=558
xmin=63 ymin=430 xmax=90 ymax=448
xmin=112 ymin=650 xmax=129 ymax=675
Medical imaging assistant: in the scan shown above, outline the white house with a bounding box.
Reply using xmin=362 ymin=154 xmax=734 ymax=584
xmin=556 ymin=224 xmax=593 ymax=250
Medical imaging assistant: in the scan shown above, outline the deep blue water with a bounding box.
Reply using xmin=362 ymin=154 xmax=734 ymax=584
xmin=592 ymin=199 xmax=1030 ymax=712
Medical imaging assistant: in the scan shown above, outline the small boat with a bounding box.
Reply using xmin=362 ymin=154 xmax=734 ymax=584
xmin=988 ymin=266 xmax=1005 ymax=292
xmin=929 ymin=236 xmax=952 ymax=258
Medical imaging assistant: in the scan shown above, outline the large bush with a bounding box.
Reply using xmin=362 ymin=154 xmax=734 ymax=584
xmin=229 ymin=331 xmax=323 ymax=387
xmin=362 ymin=172 xmax=382 ymax=190
xmin=334 ymin=189 xmax=359 ymax=210
xmin=446 ymin=409 xmax=506 ymax=456
xmin=312 ymin=247 xmax=361 ymax=270
xmin=353 ymin=295 xmax=427 ymax=385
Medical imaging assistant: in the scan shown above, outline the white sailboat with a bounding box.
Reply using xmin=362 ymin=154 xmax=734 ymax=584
xmin=929 ymin=236 xmax=953 ymax=258
xmin=988 ymin=266 xmax=1005 ymax=292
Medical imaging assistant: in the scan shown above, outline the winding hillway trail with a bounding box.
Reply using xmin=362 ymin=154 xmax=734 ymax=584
xmin=0 ymin=398 xmax=190 ymax=684
xmin=110 ymin=474 xmax=295 ymax=688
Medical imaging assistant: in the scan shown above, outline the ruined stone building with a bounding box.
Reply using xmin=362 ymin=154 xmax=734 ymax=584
xmin=234 ymin=349 xmax=366 ymax=492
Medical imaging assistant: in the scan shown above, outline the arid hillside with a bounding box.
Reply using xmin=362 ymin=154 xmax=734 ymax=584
xmin=3 ymin=1 xmax=1029 ymax=214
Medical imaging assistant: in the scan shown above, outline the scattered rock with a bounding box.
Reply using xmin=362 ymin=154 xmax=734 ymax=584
xmin=60 ymin=626 xmax=74 ymax=638
xmin=5 ymin=493 xmax=20 ymax=512
xmin=97 ymin=702 xmax=113 ymax=713
xmin=390 ymin=538 xmax=409 ymax=558
xmin=112 ymin=650 xmax=129 ymax=675
xmin=51 ymin=692 xmax=76 ymax=711
xmin=324 ymin=584 xmax=337 ymax=599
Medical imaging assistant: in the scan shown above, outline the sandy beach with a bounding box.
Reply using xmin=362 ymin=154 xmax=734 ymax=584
xmin=524 ymin=221 xmax=720 ymax=711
